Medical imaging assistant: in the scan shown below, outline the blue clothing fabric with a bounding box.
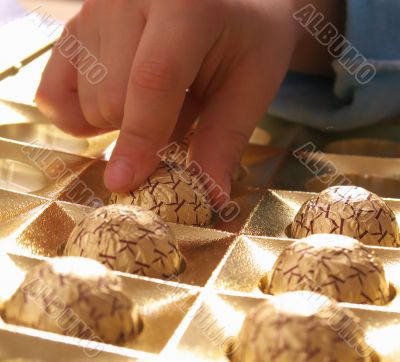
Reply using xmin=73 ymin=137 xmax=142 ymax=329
xmin=270 ymin=0 xmax=400 ymax=132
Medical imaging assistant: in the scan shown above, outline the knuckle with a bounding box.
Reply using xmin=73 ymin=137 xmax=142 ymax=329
xmin=98 ymin=86 xmax=125 ymax=123
xmin=227 ymin=129 xmax=249 ymax=149
xmin=119 ymin=128 xmax=160 ymax=148
xmin=36 ymin=83 xmax=65 ymax=115
xmin=80 ymin=100 xmax=104 ymax=127
xmin=226 ymin=129 xmax=249 ymax=157
xmin=122 ymin=120 xmax=168 ymax=148
xmin=35 ymin=83 xmax=53 ymax=107
xmin=80 ymin=0 xmax=97 ymax=18
xmin=131 ymin=60 xmax=178 ymax=93
xmin=227 ymin=128 xmax=249 ymax=144
xmin=189 ymin=0 xmax=225 ymax=25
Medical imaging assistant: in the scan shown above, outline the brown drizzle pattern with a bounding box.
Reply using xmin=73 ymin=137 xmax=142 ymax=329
xmin=265 ymin=234 xmax=391 ymax=305
xmin=64 ymin=205 xmax=184 ymax=279
xmin=291 ymin=186 xmax=400 ymax=247
xmin=110 ymin=163 xmax=213 ymax=226
xmin=2 ymin=257 xmax=142 ymax=345
xmin=230 ymin=292 xmax=372 ymax=362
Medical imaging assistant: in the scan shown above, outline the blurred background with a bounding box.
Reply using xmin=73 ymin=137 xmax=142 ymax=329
xmin=0 ymin=0 xmax=84 ymax=105
xmin=18 ymin=0 xmax=82 ymax=21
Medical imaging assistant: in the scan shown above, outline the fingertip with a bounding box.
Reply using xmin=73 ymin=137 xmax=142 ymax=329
xmin=104 ymin=158 xmax=135 ymax=192
xmin=105 ymin=130 xmax=162 ymax=193
xmin=35 ymin=93 xmax=107 ymax=138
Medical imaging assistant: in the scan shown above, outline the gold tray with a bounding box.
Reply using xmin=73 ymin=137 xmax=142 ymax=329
xmin=1 ymin=43 xmax=400 ymax=361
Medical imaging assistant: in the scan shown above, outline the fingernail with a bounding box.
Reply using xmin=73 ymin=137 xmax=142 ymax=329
xmin=105 ymin=159 xmax=135 ymax=192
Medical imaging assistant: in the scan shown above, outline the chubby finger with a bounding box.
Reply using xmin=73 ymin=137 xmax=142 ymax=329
xmin=169 ymin=93 xmax=200 ymax=144
xmin=189 ymin=58 xmax=282 ymax=205
xmin=35 ymin=18 xmax=102 ymax=137
xmin=104 ymin=11 xmax=216 ymax=192
xmin=75 ymin=9 xmax=108 ymax=129
xmin=96 ymin=7 xmax=146 ymax=127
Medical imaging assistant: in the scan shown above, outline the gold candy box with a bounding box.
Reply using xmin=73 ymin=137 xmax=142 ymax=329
xmin=1 ymin=49 xmax=400 ymax=362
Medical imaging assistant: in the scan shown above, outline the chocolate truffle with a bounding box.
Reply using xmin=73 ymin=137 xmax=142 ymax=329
xmin=160 ymin=129 xmax=194 ymax=168
xmin=160 ymin=134 xmax=246 ymax=182
xmin=291 ymin=185 xmax=400 ymax=247
xmin=230 ymin=291 xmax=372 ymax=362
xmin=2 ymin=257 xmax=142 ymax=344
xmin=264 ymin=234 xmax=391 ymax=305
xmin=64 ymin=205 xmax=184 ymax=279
xmin=110 ymin=163 xmax=213 ymax=226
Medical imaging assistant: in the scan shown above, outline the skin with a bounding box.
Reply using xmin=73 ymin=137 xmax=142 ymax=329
xmin=36 ymin=0 xmax=345 ymax=203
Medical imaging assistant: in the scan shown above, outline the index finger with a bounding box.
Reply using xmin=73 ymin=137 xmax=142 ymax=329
xmin=104 ymin=9 xmax=216 ymax=192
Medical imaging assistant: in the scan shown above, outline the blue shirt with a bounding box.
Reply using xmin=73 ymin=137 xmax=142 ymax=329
xmin=270 ymin=0 xmax=400 ymax=131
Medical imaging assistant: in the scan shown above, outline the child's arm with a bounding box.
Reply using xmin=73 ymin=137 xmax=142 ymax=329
xmin=35 ymin=0 xmax=343 ymax=198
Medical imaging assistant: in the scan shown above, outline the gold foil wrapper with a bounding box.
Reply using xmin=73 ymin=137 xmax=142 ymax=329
xmin=1 ymin=53 xmax=400 ymax=360
xmin=265 ymin=235 xmax=392 ymax=305
xmin=291 ymin=186 xmax=400 ymax=247
xmin=230 ymin=292 xmax=373 ymax=362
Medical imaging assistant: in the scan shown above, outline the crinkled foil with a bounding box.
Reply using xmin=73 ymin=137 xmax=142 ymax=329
xmin=1 ymin=50 xmax=400 ymax=360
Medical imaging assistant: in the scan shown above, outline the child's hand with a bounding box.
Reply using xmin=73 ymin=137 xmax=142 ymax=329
xmin=36 ymin=0 xmax=308 ymax=197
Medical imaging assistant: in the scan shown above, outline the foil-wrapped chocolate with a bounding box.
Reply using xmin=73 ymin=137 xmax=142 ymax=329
xmin=160 ymin=128 xmax=195 ymax=168
xmin=264 ymin=234 xmax=391 ymax=305
xmin=110 ymin=163 xmax=213 ymax=226
xmin=291 ymin=185 xmax=400 ymax=247
xmin=160 ymin=126 xmax=245 ymax=181
xmin=230 ymin=291 xmax=372 ymax=362
xmin=2 ymin=257 xmax=142 ymax=345
xmin=163 ymin=144 xmax=246 ymax=182
xmin=64 ymin=205 xmax=185 ymax=279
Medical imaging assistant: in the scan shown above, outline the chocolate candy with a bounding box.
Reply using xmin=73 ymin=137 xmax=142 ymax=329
xmin=230 ymin=291 xmax=372 ymax=362
xmin=110 ymin=163 xmax=213 ymax=226
xmin=2 ymin=257 xmax=142 ymax=345
xmin=265 ymin=234 xmax=391 ymax=305
xmin=64 ymin=205 xmax=184 ymax=279
xmin=291 ymin=186 xmax=400 ymax=247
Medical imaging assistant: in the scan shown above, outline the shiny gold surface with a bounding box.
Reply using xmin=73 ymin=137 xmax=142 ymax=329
xmin=0 ymin=138 xmax=94 ymax=200
xmin=0 ymin=99 xmax=48 ymax=125
xmin=274 ymin=151 xmax=400 ymax=193
xmin=307 ymin=173 xmax=400 ymax=198
xmin=0 ymin=158 xmax=47 ymax=193
xmin=0 ymin=122 xmax=117 ymax=159
xmin=0 ymin=123 xmax=89 ymax=153
xmin=214 ymin=236 xmax=291 ymax=294
xmin=0 ymin=109 xmax=283 ymax=360
xmin=325 ymin=138 xmax=400 ymax=158
xmin=0 ymin=77 xmax=399 ymax=360
xmin=0 ymin=252 xmax=198 ymax=355
xmin=0 ymin=190 xmax=48 ymax=244
xmin=0 ymin=102 xmax=118 ymax=158
xmin=243 ymin=189 xmax=400 ymax=238
xmin=61 ymin=159 xmax=268 ymax=233
xmin=175 ymin=292 xmax=400 ymax=362
xmin=17 ymin=202 xmax=76 ymax=257
xmin=248 ymin=127 xmax=271 ymax=146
